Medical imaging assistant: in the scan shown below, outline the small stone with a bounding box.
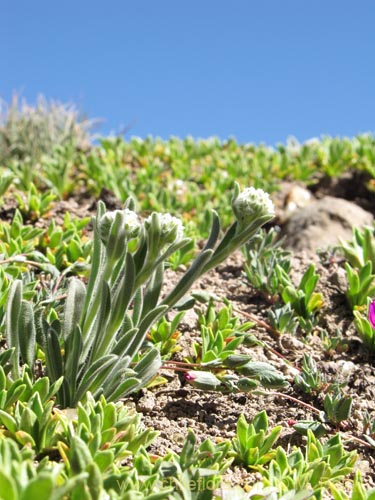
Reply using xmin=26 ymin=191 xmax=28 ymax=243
xmin=136 ymin=392 xmax=156 ymax=413
xmin=330 ymin=266 xmax=349 ymax=292
xmin=284 ymin=185 xmax=312 ymax=213
xmin=280 ymin=196 xmax=373 ymax=253
xmin=336 ymin=360 xmax=356 ymax=377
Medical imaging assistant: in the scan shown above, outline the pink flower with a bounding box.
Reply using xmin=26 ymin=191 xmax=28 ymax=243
xmin=369 ymin=300 xmax=375 ymax=329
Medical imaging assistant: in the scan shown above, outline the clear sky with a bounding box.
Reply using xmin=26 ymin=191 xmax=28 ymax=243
xmin=1 ymin=1 xmax=374 ymax=145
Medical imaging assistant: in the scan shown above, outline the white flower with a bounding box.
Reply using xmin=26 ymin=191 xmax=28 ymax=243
xmin=286 ymin=136 xmax=301 ymax=155
xmin=169 ymin=179 xmax=187 ymax=198
xmin=145 ymin=213 xmax=184 ymax=245
xmin=99 ymin=208 xmax=140 ymax=245
xmin=304 ymin=137 xmax=320 ymax=146
xmin=232 ymin=187 xmax=275 ymax=227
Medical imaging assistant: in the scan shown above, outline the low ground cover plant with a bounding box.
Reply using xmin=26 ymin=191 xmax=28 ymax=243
xmin=0 ymin=95 xmax=93 ymax=171
xmin=4 ymin=184 xmax=276 ymax=408
xmin=1 ymin=98 xmax=375 ymax=497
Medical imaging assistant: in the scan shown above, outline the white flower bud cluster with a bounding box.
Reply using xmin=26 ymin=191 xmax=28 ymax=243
xmin=146 ymin=213 xmax=184 ymax=245
xmin=99 ymin=208 xmax=140 ymax=245
xmin=121 ymin=209 xmax=141 ymax=236
xmin=232 ymin=187 xmax=275 ymax=227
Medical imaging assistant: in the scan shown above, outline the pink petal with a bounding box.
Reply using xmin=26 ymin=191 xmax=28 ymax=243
xmin=369 ymin=300 xmax=375 ymax=329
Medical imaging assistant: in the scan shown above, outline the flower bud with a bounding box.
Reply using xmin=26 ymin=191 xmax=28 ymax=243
xmin=232 ymin=187 xmax=275 ymax=228
xmin=185 ymin=371 xmax=222 ymax=390
xmin=98 ymin=209 xmax=140 ymax=246
xmin=145 ymin=213 xmax=184 ymax=246
xmin=223 ymin=354 xmax=251 ymax=368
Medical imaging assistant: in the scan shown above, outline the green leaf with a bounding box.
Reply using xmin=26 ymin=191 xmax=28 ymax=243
xmin=236 ymin=414 xmax=248 ymax=449
xmin=107 ymin=252 xmax=135 ymax=334
xmin=105 ymin=377 xmax=140 ymax=401
xmin=141 ymin=263 xmax=164 ymax=319
xmin=179 ymin=429 xmax=196 ymax=470
xmin=132 ymin=347 xmax=162 ymax=386
xmin=5 ymin=383 xmax=26 ymax=409
xmin=252 ymin=410 xmax=268 ymax=434
xmin=86 ymin=462 xmax=102 ymax=500
xmin=70 ymin=436 xmax=93 ymax=474
xmin=88 ymin=280 xmax=112 ymax=360
xmin=74 ymin=355 xmax=118 ymax=403
xmin=293 ymin=421 xmax=327 ymax=438
xmin=21 ymin=474 xmax=54 ymax=500
xmin=63 ymin=278 xmax=86 ymax=340
xmin=28 ymin=391 xmax=44 ymax=419
xmin=94 ymin=450 xmax=114 ymax=472
xmin=0 ymin=469 xmax=17 ymax=500
xmin=6 ymin=279 xmax=22 ymax=378
xmin=260 ymin=425 xmax=282 ymax=457
xmin=0 ymin=367 xmax=6 ymax=392
xmin=204 ymin=210 xmax=221 ymax=251
xmin=160 ymin=249 xmax=214 ymax=309
xmin=235 ymin=377 xmax=258 ymax=391
xmin=15 ymin=430 xmax=36 ymax=447
xmin=237 ymin=361 xmax=287 ymax=388
xmin=126 ymin=305 xmax=168 ymax=359
xmin=64 ymin=325 xmax=83 ymax=391
xmin=0 ymin=409 xmax=17 ymax=433
xmin=18 ymin=300 xmax=36 ymax=368
xmin=31 ymin=377 xmax=49 ymax=403
xmin=45 ymin=327 xmax=63 ymax=383
xmin=20 ymin=406 xmax=37 ymax=434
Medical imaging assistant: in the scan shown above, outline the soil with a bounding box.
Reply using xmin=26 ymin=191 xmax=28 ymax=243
xmin=135 ymin=250 xmax=375 ymax=490
xmin=2 ymin=172 xmax=375 ymax=492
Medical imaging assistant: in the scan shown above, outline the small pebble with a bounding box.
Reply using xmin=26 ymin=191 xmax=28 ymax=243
xmin=136 ymin=392 xmax=156 ymax=413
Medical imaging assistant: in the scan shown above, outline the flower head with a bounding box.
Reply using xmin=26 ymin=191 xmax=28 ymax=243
xmin=232 ymin=186 xmax=275 ymax=228
xmin=99 ymin=208 xmax=140 ymax=246
xmin=369 ymin=300 xmax=375 ymax=329
xmin=145 ymin=213 xmax=184 ymax=246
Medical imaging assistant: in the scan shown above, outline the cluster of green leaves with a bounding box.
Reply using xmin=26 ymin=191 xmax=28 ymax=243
xmin=258 ymin=431 xmax=359 ymax=500
xmin=339 ymin=225 xmax=375 ymax=351
xmin=192 ymin=298 xmax=254 ymax=365
xmin=147 ymin=311 xmax=185 ymax=358
xmin=0 ymin=210 xmax=91 ymax=336
xmin=275 ymin=264 xmax=324 ymax=333
xmin=0 ymin=385 xmax=233 ymax=499
xmin=231 ymin=411 xmax=282 ymax=467
xmin=0 ymin=382 xmax=369 ymax=500
xmin=294 ymin=354 xmax=353 ymax=431
xmin=3 ymin=128 xmax=375 ymax=237
xmin=39 ymin=212 xmax=92 ymax=272
xmin=241 ymin=226 xmax=324 ymax=334
xmin=242 ymin=228 xmax=291 ymax=302
xmin=4 ymin=184 xmax=274 ymax=407
xmin=0 ymin=209 xmax=91 ymax=276
xmin=14 ymin=183 xmax=56 ymax=221
xmin=183 ymin=298 xmax=288 ymax=393
xmin=294 ymin=354 xmax=327 ymax=395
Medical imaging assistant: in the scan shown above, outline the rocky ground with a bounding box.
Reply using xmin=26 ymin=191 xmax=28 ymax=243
xmin=2 ymin=170 xmax=375 ymax=492
xmin=131 ymin=172 xmax=375 ymax=490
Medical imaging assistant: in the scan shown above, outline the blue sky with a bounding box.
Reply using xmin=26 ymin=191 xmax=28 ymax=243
xmin=2 ymin=1 xmax=374 ymax=145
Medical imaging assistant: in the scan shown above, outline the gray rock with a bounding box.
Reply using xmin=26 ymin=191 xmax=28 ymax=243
xmin=280 ymin=196 xmax=373 ymax=252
